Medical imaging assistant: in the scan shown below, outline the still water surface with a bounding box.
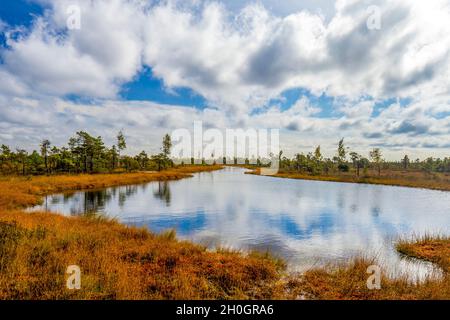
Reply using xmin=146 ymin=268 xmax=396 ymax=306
xmin=32 ymin=167 xmax=450 ymax=279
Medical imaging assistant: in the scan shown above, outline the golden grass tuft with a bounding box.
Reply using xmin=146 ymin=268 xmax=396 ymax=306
xmin=396 ymin=235 xmax=450 ymax=273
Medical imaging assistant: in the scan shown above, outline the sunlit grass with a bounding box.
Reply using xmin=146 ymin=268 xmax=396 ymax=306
xmin=0 ymin=212 xmax=284 ymax=299
xmin=287 ymin=254 xmax=450 ymax=300
xmin=396 ymin=234 xmax=450 ymax=273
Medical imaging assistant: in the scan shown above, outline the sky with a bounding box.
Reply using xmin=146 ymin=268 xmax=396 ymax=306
xmin=0 ymin=0 xmax=449 ymax=159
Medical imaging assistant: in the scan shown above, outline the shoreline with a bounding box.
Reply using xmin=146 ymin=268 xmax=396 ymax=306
xmin=0 ymin=165 xmax=224 ymax=210
xmin=245 ymin=167 xmax=450 ymax=192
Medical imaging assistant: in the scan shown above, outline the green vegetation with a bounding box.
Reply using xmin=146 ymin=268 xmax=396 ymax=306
xmin=7 ymin=134 xmax=450 ymax=178
xmin=271 ymin=138 xmax=450 ymax=176
xmin=0 ymin=131 xmax=174 ymax=175
xmin=246 ymin=138 xmax=450 ymax=191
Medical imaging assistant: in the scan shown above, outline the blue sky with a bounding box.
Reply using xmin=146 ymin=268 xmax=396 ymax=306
xmin=0 ymin=0 xmax=44 ymax=27
xmin=0 ymin=1 xmax=335 ymax=113
xmin=0 ymin=0 xmax=42 ymax=48
xmin=0 ymin=0 xmax=449 ymax=159
xmin=120 ymin=67 xmax=208 ymax=108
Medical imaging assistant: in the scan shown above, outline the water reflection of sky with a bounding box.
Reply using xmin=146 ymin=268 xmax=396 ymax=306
xmin=32 ymin=167 xmax=450 ymax=280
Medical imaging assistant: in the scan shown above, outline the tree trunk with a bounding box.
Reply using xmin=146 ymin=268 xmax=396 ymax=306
xmin=90 ymin=157 xmax=94 ymax=173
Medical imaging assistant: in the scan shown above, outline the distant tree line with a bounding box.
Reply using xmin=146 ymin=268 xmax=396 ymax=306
xmin=1 ymin=133 xmax=449 ymax=176
xmin=0 ymin=131 xmax=174 ymax=175
xmin=275 ymin=138 xmax=450 ymax=176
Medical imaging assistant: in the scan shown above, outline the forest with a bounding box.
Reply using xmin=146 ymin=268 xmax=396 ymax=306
xmin=0 ymin=131 xmax=174 ymax=175
xmin=1 ymin=132 xmax=448 ymax=177
xmin=275 ymin=138 xmax=450 ymax=176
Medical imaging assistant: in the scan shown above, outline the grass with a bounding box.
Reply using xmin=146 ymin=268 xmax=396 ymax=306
xmin=287 ymin=236 xmax=450 ymax=300
xmin=396 ymin=235 xmax=450 ymax=273
xmin=287 ymin=255 xmax=449 ymax=300
xmin=0 ymin=213 xmax=285 ymax=299
xmin=247 ymin=167 xmax=450 ymax=192
xmin=0 ymin=165 xmax=448 ymax=299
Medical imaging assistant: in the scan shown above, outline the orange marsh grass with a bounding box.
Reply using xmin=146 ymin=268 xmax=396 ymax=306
xmin=246 ymin=167 xmax=450 ymax=192
xmin=287 ymin=255 xmax=450 ymax=300
xmin=0 ymin=212 xmax=284 ymax=299
xmin=396 ymin=234 xmax=450 ymax=273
